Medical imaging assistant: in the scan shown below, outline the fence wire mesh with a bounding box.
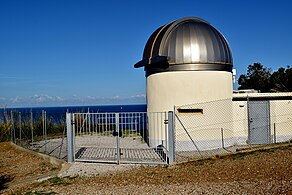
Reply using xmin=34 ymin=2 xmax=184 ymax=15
xmin=2 ymin=98 xmax=291 ymax=165
xmin=174 ymin=99 xmax=292 ymax=163
xmin=9 ymin=110 xmax=67 ymax=160
xmin=270 ymin=100 xmax=292 ymax=144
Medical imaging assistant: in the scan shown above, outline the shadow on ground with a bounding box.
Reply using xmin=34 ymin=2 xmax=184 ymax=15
xmin=0 ymin=174 xmax=14 ymax=191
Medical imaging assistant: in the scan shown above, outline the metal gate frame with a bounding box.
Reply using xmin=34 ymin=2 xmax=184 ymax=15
xmin=66 ymin=112 xmax=175 ymax=165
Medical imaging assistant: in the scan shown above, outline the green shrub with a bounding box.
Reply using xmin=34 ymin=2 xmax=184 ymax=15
xmin=0 ymin=108 xmax=11 ymax=142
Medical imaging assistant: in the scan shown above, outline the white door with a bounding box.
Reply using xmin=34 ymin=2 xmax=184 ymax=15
xmin=248 ymin=101 xmax=271 ymax=144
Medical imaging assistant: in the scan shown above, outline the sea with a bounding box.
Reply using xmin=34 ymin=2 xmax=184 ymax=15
xmin=0 ymin=104 xmax=147 ymax=120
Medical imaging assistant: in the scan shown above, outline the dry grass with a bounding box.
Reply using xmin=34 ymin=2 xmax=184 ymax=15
xmin=1 ymin=142 xmax=292 ymax=194
xmin=0 ymin=142 xmax=60 ymax=194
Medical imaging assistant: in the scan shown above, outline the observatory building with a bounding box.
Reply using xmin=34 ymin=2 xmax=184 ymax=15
xmin=135 ymin=17 xmax=234 ymax=148
xmin=135 ymin=17 xmax=233 ymax=112
xmin=135 ymin=17 xmax=292 ymax=150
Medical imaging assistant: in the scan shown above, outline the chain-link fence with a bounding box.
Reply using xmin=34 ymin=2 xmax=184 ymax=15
xmin=1 ymin=99 xmax=291 ymax=165
xmin=269 ymin=100 xmax=292 ymax=144
xmin=2 ymin=109 xmax=172 ymax=164
xmin=9 ymin=110 xmax=67 ymax=160
xmin=174 ymin=98 xmax=292 ymax=163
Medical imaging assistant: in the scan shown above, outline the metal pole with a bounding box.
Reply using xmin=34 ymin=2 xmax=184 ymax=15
xmin=175 ymin=113 xmax=202 ymax=157
xmin=10 ymin=114 xmax=13 ymax=142
xmin=88 ymin=110 xmax=91 ymax=134
xmin=105 ymin=113 xmax=108 ymax=132
xmin=221 ymin=128 xmax=225 ymax=149
xmin=42 ymin=110 xmax=45 ymax=141
xmin=42 ymin=110 xmax=47 ymax=153
xmin=274 ymin=123 xmax=276 ymax=143
xmin=167 ymin=111 xmax=175 ymax=164
xmin=66 ymin=113 xmax=74 ymax=162
xmin=247 ymin=95 xmax=251 ymax=145
xmin=72 ymin=114 xmax=75 ymax=160
xmin=31 ymin=111 xmax=34 ymax=146
xmin=11 ymin=111 xmax=16 ymax=144
xmin=11 ymin=111 xmax=15 ymax=143
xmin=164 ymin=112 xmax=167 ymax=149
xmin=87 ymin=108 xmax=91 ymax=134
xmin=19 ymin=112 xmax=21 ymax=146
xmin=45 ymin=111 xmax=47 ymax=153
xmin=115 ymin=113 xmax=120 ymax=164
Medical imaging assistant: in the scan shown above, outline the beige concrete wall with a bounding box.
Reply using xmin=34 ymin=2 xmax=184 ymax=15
xmin=232 ymin=101 xmax=248 ymax=145
xmin=147 ymin=112 xmax=168 ymax=148
xmin=146 ymin=71 xmax=233 ymax=112
xmin=270 ymin=100 xmax=292 ymax=142
xmin=175 ymin=99 xmax=234 ymax=151
xmin=146 ymin=70 xmax=233 ymax=149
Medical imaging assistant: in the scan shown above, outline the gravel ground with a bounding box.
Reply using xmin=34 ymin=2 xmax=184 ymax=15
xmin=38 ymin=146 xmax=292 ymax=194
xmin=1 ymin=142 xmax=291 ymax=194
xmin=58 ymin=162 xmax=140 ymax=177
xmin=0 ymin=142 xmax=60 ymax=194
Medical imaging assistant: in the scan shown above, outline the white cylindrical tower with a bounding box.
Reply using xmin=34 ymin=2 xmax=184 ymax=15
xmin=134 ymin=17 xmax=233 ymax=148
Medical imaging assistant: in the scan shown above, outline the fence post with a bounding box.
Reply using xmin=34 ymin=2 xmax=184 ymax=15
xmin=115 ymin=113 xmax=121 ymax=164
xmin=66 ymin=113 xmax=74 ymax=163
xmin=31 ymin=111 xmax=34 ymax=145
xmin=10 ymin=111 xmax=14 ymax=143
xmin=221 ymin=128 xmax=225 ymax=149
xmin=168 ymin=111 xmax=175 ymax=164
xmin=274 ymin=123 xmax=276 ymax=143
xmin=10 ymin=117 xmax=13 ymax=142
xmin=42 ymin=111 xmax=47 ymax=153
xmin=19 ymin=112 xmax=21 ymax=146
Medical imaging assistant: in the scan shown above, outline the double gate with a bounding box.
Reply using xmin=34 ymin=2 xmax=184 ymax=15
xmin=66 ymin=112 xmax=172 ymax=164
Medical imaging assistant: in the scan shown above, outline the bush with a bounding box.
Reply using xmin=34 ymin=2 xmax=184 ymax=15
xmin=0 ymin=108 xmax=11 ymax=142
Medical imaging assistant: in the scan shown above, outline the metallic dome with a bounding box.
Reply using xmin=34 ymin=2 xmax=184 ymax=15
xmin=134 ymin=17 xmax=233 ymax=76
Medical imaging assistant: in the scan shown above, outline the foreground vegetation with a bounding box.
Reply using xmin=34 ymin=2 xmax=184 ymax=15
xmin=0 ymin=108 xmax=11 ymax=142
xmin=1 ymin=142 xmax=291 ymax=194
xmin=0 ymin=108 xmax=65 ymax=145
xmin=0 ymin=142 xmax=61 ymax=194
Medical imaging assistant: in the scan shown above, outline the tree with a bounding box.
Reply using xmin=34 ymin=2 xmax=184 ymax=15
xmin=238 ymin=63 xmax=272 ymax=92
xmin=270 ymin=66 xmax=292 ymax=92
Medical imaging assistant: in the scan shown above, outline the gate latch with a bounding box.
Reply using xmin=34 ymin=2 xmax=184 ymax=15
xmin=112 ymin=130 xmax=123 ymax=137
xmin=164 ymin=119 xmax=168 ymax=124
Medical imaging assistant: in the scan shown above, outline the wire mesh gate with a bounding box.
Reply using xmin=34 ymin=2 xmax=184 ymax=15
xmin=66 ymin=112 xmax=172 ymax=164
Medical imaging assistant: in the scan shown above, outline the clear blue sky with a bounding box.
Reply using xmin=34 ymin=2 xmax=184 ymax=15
xmin=1 ymin=0 xmax=292 ymax=107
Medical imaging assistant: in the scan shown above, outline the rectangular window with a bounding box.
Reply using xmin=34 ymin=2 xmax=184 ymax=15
xmin=177 ymin=108 xmax=203 ymax=114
